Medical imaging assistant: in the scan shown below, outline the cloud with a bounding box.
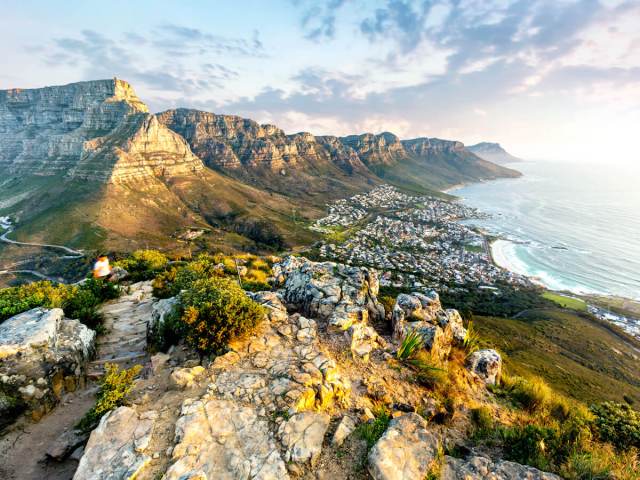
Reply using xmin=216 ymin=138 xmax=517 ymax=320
xmin=297 ymin=0 xmax=347 ymax=40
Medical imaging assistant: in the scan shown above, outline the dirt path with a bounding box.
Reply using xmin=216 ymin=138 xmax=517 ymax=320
xmin=0 ymin=388 xmax=96 ymax=480
xmin=0 ymin=281 xmax=155 ymax=479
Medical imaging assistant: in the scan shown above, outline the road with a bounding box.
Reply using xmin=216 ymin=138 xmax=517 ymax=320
xmin=0 ymin=229 xmax=83 ymax=257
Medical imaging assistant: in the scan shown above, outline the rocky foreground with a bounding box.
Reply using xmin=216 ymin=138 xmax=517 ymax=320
xmin=1 ymin=257 xmax=557 ymax=479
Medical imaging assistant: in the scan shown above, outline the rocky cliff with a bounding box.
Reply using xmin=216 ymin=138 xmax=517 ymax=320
xmin=0 ymin=79 xmax=203 ymax=182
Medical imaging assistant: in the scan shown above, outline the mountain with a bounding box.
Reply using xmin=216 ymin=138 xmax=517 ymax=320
xmin=467 ymin=142 xmax=522 ymax=164
xmin=0 ymin=79 xmax=520 ymax=254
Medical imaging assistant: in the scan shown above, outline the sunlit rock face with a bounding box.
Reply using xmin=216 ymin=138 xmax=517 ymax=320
xmin=0 ymin=79 xmax=203 ymax=182
xmin=157 ymin=108 xmax=371 ymax=174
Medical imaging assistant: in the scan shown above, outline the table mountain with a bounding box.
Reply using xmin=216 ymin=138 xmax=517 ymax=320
xmin=0 ymin=78 xmax=520 ymax=252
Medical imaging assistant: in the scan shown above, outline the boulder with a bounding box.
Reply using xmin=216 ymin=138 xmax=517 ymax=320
xmin=391 ymin=291 xmax=442 ymax=340
xmin=278 ymin=411 xmax=330 ymax=466
xmin=442 ymin=455 xmax=562 ymax=479
xmin=0 ymin=308 xmax=95 ymax=423
xmin=47 ymin=428 xmax=89 ymax=461
xmin=273 ymin=256 xmax=385 ymax=358
xmin=437 ymin=309 xmax=467 ymax=344
xmin=147 ymin=296 xmax=178 ymax=345
xmin=73 ymin=407 xmax=157 ymax=480
xmin=273 ymin=256 xmax=384 ymax=325
xmin=109 ymin=266 xmax=129 ymax=282
xmin=466 ymin=349 xmax=502 ymax=385
xmin=169 ymin=365 xmax=205 ymax=390
xmin=248 ymin=291 xmax=289 ymax=324
xmin=368 ymin=413 xmax=440 ymax=480
xmin=164 ymin=398 xmax=288 ymax=479
xmin=332 ymin=415 xmax=357 ymax=446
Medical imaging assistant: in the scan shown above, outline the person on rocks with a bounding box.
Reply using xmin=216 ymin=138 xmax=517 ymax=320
xmin=93 ymin=254 xmax=113 ymax=279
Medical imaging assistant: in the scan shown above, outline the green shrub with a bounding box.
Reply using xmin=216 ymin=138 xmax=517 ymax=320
xmin=591 ymin=402 xmax=640 ymax=450
xmin=115 ymin=249 xmax=169 ymax=281
xmin=77 ymin=363 xmax=142 ymax=431
xmin=397 ymin=329 xmax=424 ymax=360
xmin=379 ymin=295 xmax=396 ymax=319
xmin=0 ymin=281 xmax=74 ymax=322
xmin=152 ymin=254 xmax=221 ymax=298
xmin=357 ymin=406 xmax=391 ymax=450
xmin=179 ymin=277 xmax=266 ymax=355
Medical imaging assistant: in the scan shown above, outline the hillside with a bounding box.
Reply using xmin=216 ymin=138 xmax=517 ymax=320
xmin=467 ymin=142 xmax=522 ymax=165
xmin=0 ymin=79 xmax=520 ymax=258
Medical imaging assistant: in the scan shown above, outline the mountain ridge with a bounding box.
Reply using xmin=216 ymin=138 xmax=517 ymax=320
xmin=0 ymin=78 xmax=520 ymax=253
xmin=467 ymin=142 xmax=522 ymax=164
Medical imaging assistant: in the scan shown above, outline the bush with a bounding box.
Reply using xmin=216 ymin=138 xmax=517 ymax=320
xmin=77 ymin=363 xmax=141 ymax=431
xmin=115 ymin=249 xmax=169 ymax=281
xmin=590 ymin=402 xmax=640 ymax=450
xmin=0 ymin=281 xmax=74 ymax=322
xmin=0 ymin=278 xmax=119 ymax=329
xmin=152 ymin=254 xmax=222 ymax=298
xmin=179 ymin=277 xmax=266 ymax=355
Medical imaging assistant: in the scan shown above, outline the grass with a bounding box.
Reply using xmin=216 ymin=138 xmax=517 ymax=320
xmin=356 ymin=406 xmax=391 ymax=450
xmin=473 ymin=308 xmax=640 ymax=404
xmin=542 ymin=292 xmax=588 ymax=311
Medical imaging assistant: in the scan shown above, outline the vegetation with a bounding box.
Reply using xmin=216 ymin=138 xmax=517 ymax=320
xmin=396 ymin=330 xmax=424 ymax=360
xmin=77 ymin=363 xmax=142 ymax=431
xmin=178 ymin=276 xmax=266 ymax=355
xmin=542 ymin=292 xmax=588 ymax=311
xmin=0 ymin=277 xmax=119 ymax=329
xmin=462 ymin=320 xmax=481 ymax=355
xmin=114 ymin=249 xmax=169 ymax=281
xmin=440 ymin=282 xmax=555 ymax=318
xmin=473 ymin=310 xmax=640 ymax=405
xmin=590 ymin=402 xmax=640 ymax=450
xmin=356 ymin=405 xmax=391 ymax=450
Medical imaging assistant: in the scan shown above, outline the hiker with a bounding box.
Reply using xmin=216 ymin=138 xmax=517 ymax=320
xmin=93 ymin=254 xmax=112 ymax=279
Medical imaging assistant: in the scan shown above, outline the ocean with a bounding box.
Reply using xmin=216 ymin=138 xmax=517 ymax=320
xmin=450 ymin=161 xmax=640 ymax=300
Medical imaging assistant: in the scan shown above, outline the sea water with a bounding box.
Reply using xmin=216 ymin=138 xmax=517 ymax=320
xmin=451 ymin=161 xmax=640 ymax=300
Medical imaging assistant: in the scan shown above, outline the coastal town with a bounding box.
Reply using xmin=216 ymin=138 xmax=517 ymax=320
xmin=310 ymin=185 xmax=532 ymax=291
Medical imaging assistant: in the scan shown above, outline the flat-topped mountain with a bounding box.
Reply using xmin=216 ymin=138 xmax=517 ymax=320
xmin=0 ymin=79 xmax=520 ymax=252
xmin=467 ymin=142 xmax=522 ymax=164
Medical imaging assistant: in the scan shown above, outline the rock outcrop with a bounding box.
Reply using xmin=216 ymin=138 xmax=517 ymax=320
xmin=467 ymin=142 xmax=522 ymax=165
xmin=392 ymin=292 xmax=466 ymax=360
xmin=273 ymin=256 xmax=386 ymax=359
xmin=0 ymin=307 xmax=95 ymax=423
xmin=73 ymin=406 xmax=157 ymax=480
xmin=368 ymin=413 xmax=440 ymax=480
xmin=164 ymin=398 xmax=288 ymax=480
xmin=466 ymin=349 xmax=502 ymax=385
xmin=442 ymin=455 xmax=561 ymax=479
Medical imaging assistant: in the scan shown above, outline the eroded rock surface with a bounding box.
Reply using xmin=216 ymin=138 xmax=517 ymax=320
xmin=442 ymin=455 xmax=562 ymax=480
xmin=368 ymin=413 xmax=440 ymax=480
xmin=73 ymin=406 xmax=157 ymax=480
xmin=278 ymin=412 xmax=330 ymax=466
xmin=273 ymin=256 xmax=386 ymax=359
xmin=0 ymin=307 xmax=95 ymax=422
xmin=164 ymin=398 xmax=288 ymax=480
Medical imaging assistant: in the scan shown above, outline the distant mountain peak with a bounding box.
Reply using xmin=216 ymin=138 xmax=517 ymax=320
xmin=467 ymin=142 xmax=521 ymax=164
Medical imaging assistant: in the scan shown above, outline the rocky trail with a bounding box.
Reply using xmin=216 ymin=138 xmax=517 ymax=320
xmin=0 ymin=282 xmax=155 ymax=480
xmin=1 ymin=259 xmax=562 ymax=480
xmin=86 ymin=282 xmax=154 ymax=379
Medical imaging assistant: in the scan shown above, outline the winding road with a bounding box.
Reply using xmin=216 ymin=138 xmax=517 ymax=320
xmin=0 ymin=226 xmax=84 ymax=281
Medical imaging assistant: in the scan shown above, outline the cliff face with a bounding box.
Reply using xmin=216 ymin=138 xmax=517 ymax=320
xmin=156 ymin=108 xmax=370 ymax=175
xmin=0 ymin=79 xmax=203 ymax=182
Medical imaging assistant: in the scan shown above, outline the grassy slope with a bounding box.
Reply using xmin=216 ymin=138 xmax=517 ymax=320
xmin=541 ymin=292 xmax=588 ymax=311
xmin=474 ymin=308 xmax=640 ymax=404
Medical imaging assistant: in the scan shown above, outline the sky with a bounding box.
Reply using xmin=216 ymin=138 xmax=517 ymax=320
xmin=1 ymin=0 xmax=639 ymax=164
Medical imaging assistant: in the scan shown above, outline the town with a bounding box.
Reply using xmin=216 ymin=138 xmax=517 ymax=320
xmin=310 ymin=185 xmax=532 ymax=291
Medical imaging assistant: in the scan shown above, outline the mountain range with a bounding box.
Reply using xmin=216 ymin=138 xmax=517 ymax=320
xmin=0 ymin=78 xmax=520 ymax=252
